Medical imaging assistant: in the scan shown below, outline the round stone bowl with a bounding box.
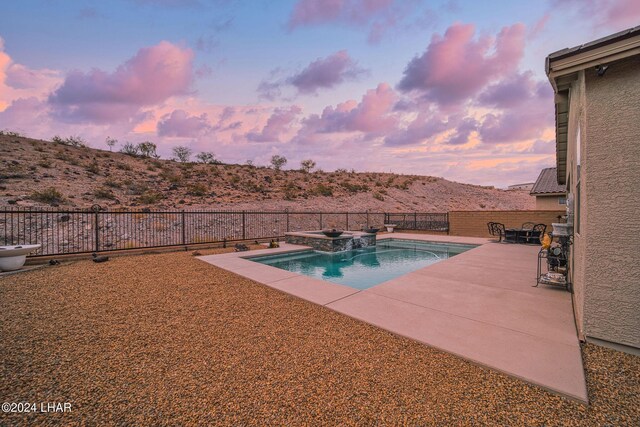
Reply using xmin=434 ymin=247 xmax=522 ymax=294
xmin=322 ymin=230 xmax=344 ymax=238
xmin=0 ymin=244 xmax=41 ymax=271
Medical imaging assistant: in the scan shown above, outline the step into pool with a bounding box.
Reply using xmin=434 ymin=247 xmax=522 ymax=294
xmin=249 ymin=239 xmax=478 ymax=290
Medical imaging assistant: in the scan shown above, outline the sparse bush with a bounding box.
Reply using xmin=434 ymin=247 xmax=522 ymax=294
xmin=38 ymin=157 xmax=52 ymax=168
xmin=104 ymin=178 xmax=121 ymax=188
xmin=195 ymin=152 xmax=219 ymax=164
xmin=116 ymin=162 xmax=132 ymax=171
xmin=52 ymin=135 xmax=86 ymax=147
xmin=300 ymin=159 xmax=316 ymax=173
xmin=172 ymin=146 xmax=192 ymax=163
xmin=105 ymin=137 xmax=117 ymax=151
xmin=120 ymin=142 xmax=139 ymax=156
xmin=94 ymin=187 xmax=117 ymax=200
xmin=85 ymin=160 xmax=100 ymax=175
xmin=31 ymin=187 xmax=65 ymax=205
xmin=137 ymin=141 xmax=159 ymax=158
xmin=0 ymin=129 xmax=23 ymax=137
xmin=335 ymin=168 xmax=348 ymax=174
xmin=373 ymin=192 xmax=385 ymax=201
xmin=188 ymin=183 xmax=209 ymax=197
xmin=313 ymin=184 xmax=333 ymax=197
xmin=339 ymin=181 xmax=369 ymax=193
xmin=270 ymin=155 xmax=287 ymax=171
xmin=137 ymin=191 xmax=164 ymax=204
xmin=127 ymin=182 xmax=149 ymax=195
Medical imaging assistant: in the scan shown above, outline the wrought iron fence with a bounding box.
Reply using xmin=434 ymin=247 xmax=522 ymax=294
xmin=384 ymin=212 xmax=449 ymax=231
xmin=0 ymin=207 xmax=447 ymax=257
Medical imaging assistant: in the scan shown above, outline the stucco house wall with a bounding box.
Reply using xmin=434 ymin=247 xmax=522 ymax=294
xmin=566 ymin=71 xmax=587 ymax=341
xmin=535 ymin=195 xmax=565 ymax=210
xmin=582 ymin=56 xmax=640 ymax=348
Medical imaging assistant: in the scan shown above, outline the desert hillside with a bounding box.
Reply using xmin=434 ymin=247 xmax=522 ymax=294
xmin=0 ymin=134 xmax=534 ymax=212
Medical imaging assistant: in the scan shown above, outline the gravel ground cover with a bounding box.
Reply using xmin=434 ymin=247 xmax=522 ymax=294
xmin=1 ymin=248 xmax=639 ymax=426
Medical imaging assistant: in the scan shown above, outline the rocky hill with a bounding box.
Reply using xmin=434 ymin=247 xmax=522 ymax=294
xmin=0 ymin=134 xmax=534 ymax=212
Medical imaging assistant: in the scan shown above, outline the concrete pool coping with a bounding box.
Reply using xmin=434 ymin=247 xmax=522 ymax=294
xmin=197 ymin=233 xmax=587 ymax=402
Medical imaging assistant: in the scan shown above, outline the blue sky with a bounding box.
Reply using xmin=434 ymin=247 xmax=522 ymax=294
xmin=1 ymin=0 xmax=638 ymax=186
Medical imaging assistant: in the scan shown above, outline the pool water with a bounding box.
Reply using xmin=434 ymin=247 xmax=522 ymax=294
xmin=249 ymin=239 xmax=477 ymax=290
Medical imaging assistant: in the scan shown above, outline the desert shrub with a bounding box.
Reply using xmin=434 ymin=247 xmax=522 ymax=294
xmin=270 ymin=155 xmax=287 ymax=171
xmin=378 ymin=189 xmax=388 ymax=195
xmin=373 ymin=192 xmax=385 ymax=201
xmin=0 ymin=129 xmax=23 ymax=137
xmin=104 ymin=178 xmax=121 ymax=188
xmin=85 ymin=160 xmax=100 ymax=175
xmin=313 ymin=184 xmax=333 ymax=197
xmin=137 ymin=191 xmax=164 ymax=204
xmin=94 ymin=187 xmax=117 ymax=200
xmin=52 ymin=135 xmax=86 ymax=147
xmin=137 ymin=141 xmax=159 ymax=158
xmin=105 ymin=137 xmax=117 ymax=151
xmin=188 ymin=183 xmax=209 ymax=197
xmin=54 ymin=150 xmax=67 ymax=160
xmin=339 ymin=181 xmax=369 ymax=193
xmin=116 ymin=162 xmax=132 ymax=171
xmin=31 ymin=187 xmax=65 ymax=205
xmin=128 ymin=182 xmax=149 ymax=195
xmin=38 ymin=157 xmax=52 ymax=168
xmin=195 ymin=152 xmax=220 ymax=164
xmin=120 ymin=142 xmax=139 ymax=156
xmin=229 ymin=174 xmax=241 ymax=185
xmin=172 ymin=146 xmax=192 ymax=163
xmin=334 ymin=168 xmax=348 ymax=174
xmin=300 ymin=159 xmax=316 ymax=173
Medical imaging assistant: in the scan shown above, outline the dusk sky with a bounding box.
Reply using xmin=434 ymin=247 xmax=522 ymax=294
xmin=1 ymin=0 xmax=638 ymax=187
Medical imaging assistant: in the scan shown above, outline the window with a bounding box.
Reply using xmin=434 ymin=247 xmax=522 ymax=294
xmin=558 ymin=196 xmax=567 ymax=205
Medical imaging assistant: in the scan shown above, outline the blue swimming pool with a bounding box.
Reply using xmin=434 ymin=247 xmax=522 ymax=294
xmin=249 ymin=239 xmax=477 ymax=290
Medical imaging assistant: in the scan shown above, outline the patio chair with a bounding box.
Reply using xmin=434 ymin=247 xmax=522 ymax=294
xmin=521 ymin=222 xmax=535 ymax=230
xmin=527 ymin=224 xmax=547 ymax=244
xmin=491 ymin=223 xmax=506 ymax=242
xmin=487 ymin=222 xmax=495 ymax=236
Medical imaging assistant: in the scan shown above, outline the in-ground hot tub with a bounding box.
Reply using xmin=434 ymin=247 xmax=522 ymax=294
xmin=0 ymin=244 xmax=41 ymax=271
xmin=285 ymin=230 xmax=376 ymax=252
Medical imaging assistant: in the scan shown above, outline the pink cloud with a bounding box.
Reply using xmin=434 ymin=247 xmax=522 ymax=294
xmin=553 ymin=0 xmax=640 ymax=29
xmin=397 ymin=23 xmax=525 ymax=105
xmin=48 ymin=41 xmax=194 ymax=123
xmin=258 ymin=51 xmax=367 ymax=99
xmin=247 ymin=105 xmax=302 ymax=142
xmin=446 ymin=117 xmax=477 ymax=145
xmin=288 ymin=0 xmax=393 ymax=28
xmin=384 ymin=111 xmax=448 ymax=146
xmin=302 ymin=83 xmax=397 ymax=135
xmin=289 ymin=50 xmax=367 ymax=94
xmin=157 ymin=109 xmax=212 ymax=137
xmin=476 ymin=71 xmax=553 ymax=145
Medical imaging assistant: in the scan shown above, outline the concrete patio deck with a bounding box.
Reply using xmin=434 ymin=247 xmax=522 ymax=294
xmin=197 ymin=233 xmax=587 ymax=402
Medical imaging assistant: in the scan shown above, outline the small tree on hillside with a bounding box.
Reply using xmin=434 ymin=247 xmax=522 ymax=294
xmin=172 ymin=146 xmax=192 ymax=163
xmin=300 ymin=159 xmax=316 ymax=173
xmin=120 ymin=142 xmax=139 ymax=156
xmin=270 ymin=155 xmax=287 ymax=171
xmin=195 ymin=152 xmax=218 ymax=164
xmin=105 ymin=137 xmax=117 ymax=152
xmin=137 ymin=141 xmax=159 ymax=158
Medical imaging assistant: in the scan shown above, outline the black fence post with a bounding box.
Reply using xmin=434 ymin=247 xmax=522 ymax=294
xmin=242 ymin=211 xmax=246 ymax=240
xmin=319 ymin=212 xmax=323 ymax=229
xmin=94 ymin=210 xmax=100 ymax=252
xmin=181 ymin=211 xmax=186 ymax=245
xmin=414 ymin=212 xmax=418 ymax=229
xmin=346 ymin=212 xmax=349 ymax=230
xmin=366 ymin=210 xmax=370 ymax=228
xmin=286 ymin=209 xmax=290 ymax=232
